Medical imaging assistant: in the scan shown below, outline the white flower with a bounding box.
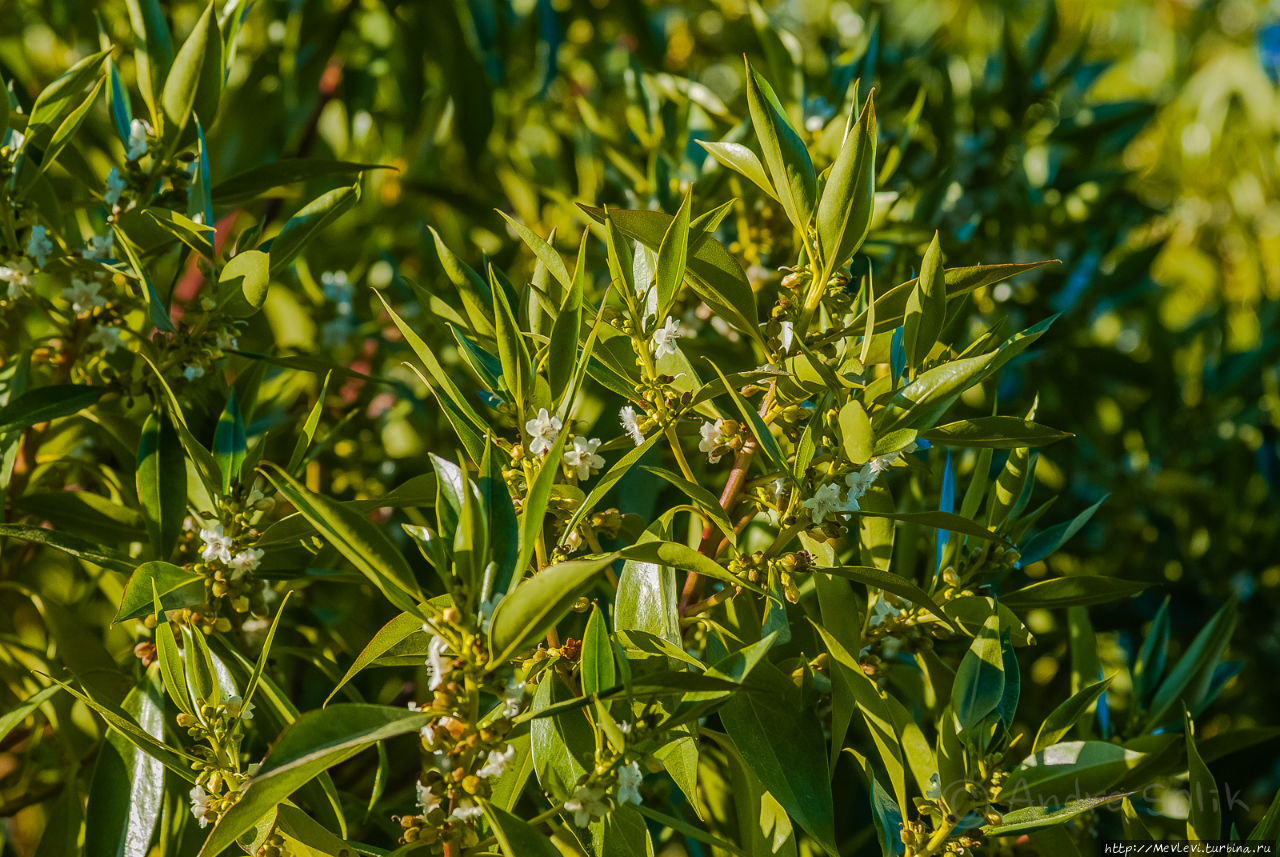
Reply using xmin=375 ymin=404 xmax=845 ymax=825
xmin=846 ymin=464 xmax=877 ymax=500
xmin=450 ymin=798 xmax=485 ymax=822
xmin=616 ymin=761 xmax=643 ymax=806
xmin=650 ymin=317 xmax=682 ymax=359
xmin=699 ymin=419 xmax=727 ymax=463
xmin=524 ymin=407 xmax=562 ymax=456
xmin=619 ymin=406 xmax=644 ymax=446
xmin=229 ymin=548 xmax=263 ymax=579
xmin=802 ymin=482 xmax=845 ymax=525
xmin=225 ymin=695 xmax=255 ymax=721
xmin=26 ymin=226 xmax=53 ymax=268
xmin=779 ymin=321 xmax=795 ymax=352
xmin=87 ymin=324 xmax=124 ymax=354
xmin=0 ymin=259 xmax=34 ymax=299
xmin=772 ymin=478 xmax=789 ymax=501
xmin=869 ymin=453 xmax=897 ymax=474
xmin=477 ymin=744 xmax=516 ymax=779
xmin=564 ymin=784 xmax=609 ymax=827
xmin=926 ymin=773 xmax=942 ymax=799
xmin=105 ymin=168 xmax=127 ymax=206
xmin=425 ymin=634 xmax=450 ymax=691
xmin=501 ymin=679 xmax=526 ymax=718
xmin=126 ymin=119 xmax=150 ymax=160
xmin=563 ymin=436 xmax=605 ymax=480
xmin=84 ymin=232 xmax=114 ymax=259
xmin=189 ymin=784 xmax=214 ymax=827
xmin=215 ymin=328 xmax=238 ymax=351
xmin=416 ymin=781 xmax=442 ymax=815
xmin=62 ymin=277 xmax=105 ymax=314
xmin=183 ymin=364 xmax=206 ymax=382
xmin=199 ymin=524 xmax=234 ymax=564
xmin=868 ymin=598 xmax=902 ymax=629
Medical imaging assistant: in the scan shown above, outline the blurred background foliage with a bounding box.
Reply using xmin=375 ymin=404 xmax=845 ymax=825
xmin=3 ymin=0 xmax=1280 ymax=840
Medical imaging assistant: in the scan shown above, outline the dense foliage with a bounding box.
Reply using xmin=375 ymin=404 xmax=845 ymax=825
xmin=1 ymin=2 xmax=1277 ymax=856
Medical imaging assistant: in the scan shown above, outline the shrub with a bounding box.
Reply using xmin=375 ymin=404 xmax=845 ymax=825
xmin=0 ymin=5 xmax=1275 ymax=857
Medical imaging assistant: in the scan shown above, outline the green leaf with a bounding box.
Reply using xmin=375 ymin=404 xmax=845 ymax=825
xmin=137 ymin=408 xmax=186 ymax=558
xmin=743 ymin=61 xmax=816 ymax=233
xmin=619 ymin=540 xmax=759 ymax=594
xmin=261 ymin=463 xmax=426 ymax=619
xmin=211 ymin=159 xmax=392 ymax=204
xmin=921 ymin=417 xmax=1073 ymax=449
xmin=1184 ymin=711 xmax=1221 ymax=841
xmin=1002 ymin=741 xmax=1144 ymax=804
xmin=0 ymin=685 xmax=60 ymax=744
xmin=113 ymin=228 xmax=175 ymax=332
xmin=160 ymin=2 xmax=222 ymax=141
xmin=197 ymin=705 xmax=432 ymax=857
xmin=719 ymin=659 xmax=837 ymax=855
xmin=488 ymin=554 xmax=618 ymax=666
xmin=1144 ymin=600 xmax=1236 ymax=731
xmin=0 ymin=384 xmax=103 ymax=435
xmin=548 ymin=241 xmax=586 ymax=404
xmin=515 ymin=427 xmax=571 ymax=583
xmin=851 ymin=262 xmax=1056 ymax=335
xmin=325 ymin=616 xmax=426 ymax=706
xmin=983 ymin=794 xmax=1129 ymax=837
xmin=952 ymin=609 xmax=1004 ymax=732
xmin=903 ymin=233 xmax=946 ymax=373
xmin=578 ymin=204 xmax=759 ymax=343
xmin=268 ymin=184 xmax=361 ymax=275
xmin=85 ymin=675 xmax=166 ymax=857
xmin=497 ymin=213 xmax=571 ymax=290
xmin=21 ymin=78 xmax=105 ymax=190
xmin=1002 ymin=576 xmax=1150 ymax=610
xmin=816 ymin=566 xmax=959 ymax=633
xmin=123 ymin=0 xmax=173 ymax=126
xmin=837 ymin=400 xmax=873 ymax=464
xmin=581 ymin=604 xmax=615 ymax=697
xmin=0 ymin=523 xmax=133 ymax=574
xmin=213 ymin=392 xmax=246 ymax=493
xmin=1019 ymin=495 xmax=1108 ymax=566
xmin=1034 ymin=676 xmax=1115 ymax=752
xmin=115 ymin=561 xmax=204 ymax=623
xmin=143 ymin=207 xmax=214 ymax=257
xmin=217 ymin=250 xmax=271 ymax=317
xmin=696 ymin=140 xmax=779 ymax=202
xmin=655 ymin=189 xmax=691 ymax=314
xmin=20 ymin=50 xmax=109 ymax=152
xmin=482 ymin=802 xmax=561 ymax=857
xmin=816 ymin=92 xmax=877 ymax=274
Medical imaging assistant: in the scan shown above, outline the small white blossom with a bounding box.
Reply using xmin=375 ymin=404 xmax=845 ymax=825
xmin=416 ymin=781 xmax=442 ymax=815
xmin=84 ymin=232 xmax=114 ymax=259
xmin=802 ymin=482 xmax=845 ymax=524
xmin=229 ymin=548 xmax=264 ymax=579
xmin=450 ymin=798 xmax=485 ymax=822
xmin=126 ymin=119 xmax=150 ymax=160
xmin=563 ymin=435 xmax=605 ymax=480
xmin=616 ymin=761 xmax=644 ymax=806
xmin=699 ymin=419 xmax=728 ymax=463
xmin=199 ymin=524 xmax=234 ymax=564
xmin=524 ymin=407 xmax=562 ymax=456
xmin=502 ymin=679 xmax=526 ymax=718
xmin=845 ymin=464 xmax=877 ymax=500
xmin=619 ymin=406 xmax=644 ymax=446
xmin=0 ymin=259 xmax=34 ymax=299
xmin=225 ymin=696 xmax=255 ymax=721
xmin=564 ymin=784 xmax=609 ymax=827
xmin=650 ymin=317 xmax=682 ymax=359
xmin=425 ymin=634 xmax=450 ymax=691
xmin=215 ymin=328 xmax=238 ymax=351
xmin=477 ymin=744 xmax=516 ymax=779
xmin=772 ymin=478 xmax=789 ymax=501
xmin=189 ymin=785 xmax=214 ymax=827
xmin=87 ymin=324 xmax=124 ymax=354
xmin=868 ymin=598 xmax=902 ymax=629
xmin=183 ymin=364 xmax=206 ymax=382
xmin=26 ymin=226 xmax=53 ymax=268
xmin=926 ymin=773 xmax=942 ymax=799
xmin=62 ymin=277 xmax=106 ymax=314
xmin=868 ymin=453 xmax=896 ymax=474
xmin=105 ymin=168 xmax=127 ymax=207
